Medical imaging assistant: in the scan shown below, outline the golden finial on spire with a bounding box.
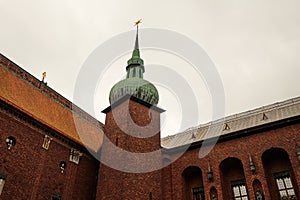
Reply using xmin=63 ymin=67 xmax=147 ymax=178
xmin=42 ymin=72 xmax=46 ymax=82
xmin=133 ymin=19 xmax=142 ymax=50
xmin=134 ymin=19 xmax=142 ymax=27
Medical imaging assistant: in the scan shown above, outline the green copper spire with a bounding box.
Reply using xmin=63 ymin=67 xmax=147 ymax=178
xmin=127 ymin=23 xmax=144 ymax=67
xmin=109 ymin=20 xmax=159 ymax=105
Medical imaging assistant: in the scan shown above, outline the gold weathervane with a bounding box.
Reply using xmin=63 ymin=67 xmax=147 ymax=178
xmin=134 ymin=19 xmax=142 ymax=26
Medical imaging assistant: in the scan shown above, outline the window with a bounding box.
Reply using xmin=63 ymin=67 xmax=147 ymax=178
xmin=52 ymin=193 xmax=62 ymax=200
xmin=0 ymin=174 xmax=6 ymax=195
xmin=231 ymin=180 xmax=249 ymax=200
xmin=59 ymin=161 xmax=66 ymax=173
xmin=274 ymin=171 xmax=296 ymax=199
xmin=132 ymin=68 xmax=136 ymax=77
xmin=69 ymin=149 xmax=82 ymax=164
xmin=42 ymin=135 xmax=52 ymax=150
xmin=6 ymin=136 xmax=16 ymax=150
xmin=192 ymin=187 xmax=204 ymax=200
xmin=116 ymin=137 xmax=119 ymax=146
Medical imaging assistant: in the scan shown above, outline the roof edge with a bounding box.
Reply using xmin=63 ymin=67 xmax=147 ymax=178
xmin=102 ymin=94 xmax=165 ymax=114
xmin=0 ymin=53 xmax=103 ymax=128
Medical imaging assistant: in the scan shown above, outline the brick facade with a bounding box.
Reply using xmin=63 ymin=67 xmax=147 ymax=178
xmin=1 ymin=52 xmax=300 ymax=199
xmin=97 ymin=97 xmax=164 ymax=200
xmin=97 ymin=93 xmax=300 ymax=199
xmin=167 ymin=119 xmax=300 ymax=199
xmin=0 ymin=100 xmax=99 ymax=200
xmin=0 ymin=53 xmax=101 ymax=200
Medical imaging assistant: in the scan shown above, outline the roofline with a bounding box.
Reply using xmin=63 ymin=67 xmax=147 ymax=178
xmin=102 ymin=94 xmax=165 ymax=113
xmin=0 ymin=53 xmax=103 ymax=128
xmin=184 ymin=95 xmax=300 ymax=132
xmin=162 ymin=114 xmax=300 ymax=154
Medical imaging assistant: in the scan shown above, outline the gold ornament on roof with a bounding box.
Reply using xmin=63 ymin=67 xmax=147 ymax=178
xmin=134 ymin=19 xmax=142 ymax=26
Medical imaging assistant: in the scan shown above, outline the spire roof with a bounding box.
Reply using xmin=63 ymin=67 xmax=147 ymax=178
xmin=127 ymin=21 xmax=144 ymax=66
xmin=108 ymin=20 xmax=159 ymax=105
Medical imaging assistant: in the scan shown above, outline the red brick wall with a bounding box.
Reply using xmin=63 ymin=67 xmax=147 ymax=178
xmin=161 ymin=159 xmax=173 ymax=200
xmin=0 ymin=103 xmax=99 ymax=200
xmin=167 ymin=121 xmax=300 ymax=199
xmin=97 ymin=98 xmax=162 ymax=200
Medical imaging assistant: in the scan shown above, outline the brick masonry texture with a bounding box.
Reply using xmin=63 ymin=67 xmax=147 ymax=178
xmin=0 ymin=102 xmax=99 ymax=200
xmin=167 ymin=121 xmax=300 ymax=199
xmin=97 ymin=99 xmax=162 ymax=200
xmin=98 ymin=97 xmax=300 ymax=199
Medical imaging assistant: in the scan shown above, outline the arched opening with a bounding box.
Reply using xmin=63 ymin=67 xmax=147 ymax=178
xmin=262 ymin=148 xmax=298 ymax=199
xmin=252 ymin=179 xmax=265 ymax=200
xmin=209 ymin=187 xmax=218 ymax=200
xmin=220 ymin=157 xmax=249 ymax=199
xmin=182 ymin=166 xmax=205 ymax=200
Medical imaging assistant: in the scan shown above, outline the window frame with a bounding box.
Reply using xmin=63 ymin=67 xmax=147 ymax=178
xmin=231 ymin=179 xmax=249 ymax=200
xmin=192 ymin=187 xmax=204 ymax=200
xmin=273 ymin=171 xmax=296 ymax=199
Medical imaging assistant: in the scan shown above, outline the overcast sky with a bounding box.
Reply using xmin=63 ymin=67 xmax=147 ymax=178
xmin=1 ymin=0 xmax=300 ymax=137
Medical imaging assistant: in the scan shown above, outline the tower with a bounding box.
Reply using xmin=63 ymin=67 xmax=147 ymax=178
xmin=96 ymin=22 xmax=164 ymax=200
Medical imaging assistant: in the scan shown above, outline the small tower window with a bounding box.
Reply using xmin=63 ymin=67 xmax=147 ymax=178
xmin=116 ymin=137 xmax=119 ymax=146
xmin=42 ymin=135 xmax=52 ymax=150
xmin=69 ymin=149 xmax=82 ymax=164
xmin=132 ymin=68 xmax=136 ymax=77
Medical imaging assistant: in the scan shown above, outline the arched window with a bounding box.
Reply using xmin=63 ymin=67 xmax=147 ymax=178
xmin=210 ymin=187 xmax=218 ymax=200
xmin=220 ymin=157 xmax=249 ymax=199
xmin=252 ymin=179 xmax=264 ymax=200
xmin=262 ymin=148 xmax=299 ymax=199
xmin=182 ymin=166 xmax=205 ymax=200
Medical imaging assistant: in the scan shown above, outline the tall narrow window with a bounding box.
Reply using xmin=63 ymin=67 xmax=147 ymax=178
xmin=133 ymin=68 xmax=136 ymax=77
xmin=231 ymin=180 xmax=249 ymax=200
xmin=116 ymin=137 xmax=119 ymax=146
xmin=274 ymin=171 xmax=296 ymax=199
xmin=0 ymin=174 xmax=6 ymax=195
